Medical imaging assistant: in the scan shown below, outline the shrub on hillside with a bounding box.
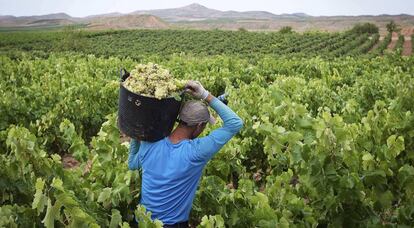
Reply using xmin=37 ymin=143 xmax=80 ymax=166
xmin=351 ymin=23 xmax=379 ymax=34
xmin=279 ymin=26 xmax=294 ymax=34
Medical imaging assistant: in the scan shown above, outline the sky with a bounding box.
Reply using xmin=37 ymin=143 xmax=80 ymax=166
xmin=1 ymin=0 xmax=413 ymax=17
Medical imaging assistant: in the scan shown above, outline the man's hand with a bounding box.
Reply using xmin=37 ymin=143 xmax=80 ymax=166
xmin=185 ymin=80 xmax=209 ymax=100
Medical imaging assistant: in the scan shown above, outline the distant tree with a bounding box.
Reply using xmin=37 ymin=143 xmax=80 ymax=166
xmin=238 ymin=27 xmax=248 ymax=32
xmin=279 ymin=26 xmax=293 ymax=34
xmin=351 ymin=23 xmax=379 ymax=34
xmin=386 ymin=21 xmax=400 ymax=33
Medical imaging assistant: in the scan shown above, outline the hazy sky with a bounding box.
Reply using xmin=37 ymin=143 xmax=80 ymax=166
xmin=1 ymin=0 xmax=413 ymax=17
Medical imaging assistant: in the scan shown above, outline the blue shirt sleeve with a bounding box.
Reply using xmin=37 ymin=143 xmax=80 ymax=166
xmin=189 ymin=97 xmax=243 ymax=162
xmin=128 ymin=139 xmax=141 ymax=170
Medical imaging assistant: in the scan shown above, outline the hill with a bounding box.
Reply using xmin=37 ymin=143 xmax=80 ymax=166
xmin=0 ymin=13 xmax=168 ymax=31
xmin=0 ymin=3 xmax=413 ymax=32
xmin=176 ymin=14 xmax=414 ymax=33
xmin=131 ymin=3 xmax=310 ymax=21
xmin=86 ymin=15 xmax=169 ymax=30
xmin=0 ymin=13 xmax=76 ymax=27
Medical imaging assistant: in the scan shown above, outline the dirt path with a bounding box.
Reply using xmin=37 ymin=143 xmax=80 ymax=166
xmin=369 ymin=36 xmax=383 ymax=52
xmin=401 ymin=27 xmax=414 ymax=37
xmin=402 ymin=36 xmax=412 ymax=56
xmin=402 ymin=27 xmax=413 ymax=56
xmin=387 ymin=32 xmax=399 ymax=51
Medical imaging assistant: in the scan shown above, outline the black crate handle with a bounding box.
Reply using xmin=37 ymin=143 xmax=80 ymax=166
xmin=120 ymin=68 xmax=130 ymax=82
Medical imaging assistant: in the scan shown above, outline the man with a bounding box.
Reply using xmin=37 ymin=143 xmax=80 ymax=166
xmin=128 ymin=80 xmax=243 ymax=227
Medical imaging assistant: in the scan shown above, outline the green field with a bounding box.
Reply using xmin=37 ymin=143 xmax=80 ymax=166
xmin=0 ymin=26 xmax=396 ymax=58
xmin=1 ymin=27 xmax=414 ymax=227
xmin=0 ymin=24 xmax=87 ymax=32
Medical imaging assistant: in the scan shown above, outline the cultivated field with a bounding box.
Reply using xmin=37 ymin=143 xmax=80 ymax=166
xmin=0 ymin=26 xmax=414 ymax=227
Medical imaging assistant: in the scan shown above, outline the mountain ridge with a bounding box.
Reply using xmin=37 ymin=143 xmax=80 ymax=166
xmin=87 ymin=15 xmax=169 ymax=30
xmin=2 ymin=3 xmax=413 ymax=19
xmin=1 ymin=3 xmax=313 ymax=22
xmin=130 ymin=3 xmax=310 ymax=21
xmin=1 ymin=3 xmax=413 ymax=32
xmin=2 ymin=3 xmax=413 ymax=22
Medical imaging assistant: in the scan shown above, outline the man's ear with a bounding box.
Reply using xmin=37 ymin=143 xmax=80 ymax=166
xmin=198 ymin=123 xmax=207 ymax=131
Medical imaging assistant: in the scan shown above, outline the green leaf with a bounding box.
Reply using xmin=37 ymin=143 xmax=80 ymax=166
xmin=278 ymin=217 xmax=290 ymax=228
xmin=42 ymin=198 xmax=63 ymax=228
xmin=398 ymin=165 xmax=414 ymax=190
xmin=134 ymin=205 xmax=163 ymax=228
xmin=386 ymin=135 xmax=404 ymax=159
xmin=32 ymin=178 xmax=47 ymax=215
xmin=198 ymin=215 xmax=225 ymax=228
xmin=378 ymin=190 xmax=394 ymax=208
xmin=121 ymin=222 xmax=131 ymax=228
xmin=51 ymin=178 xmax=64 ymax=191
xmin=98 ymin=187 xmax=112 ymax=205
xmin=362 ymin=152 xmax=375 ymax=170
xmin=290 ymin=144 xmax=303 ymax=164
xmin=109 ymin=209 xmax=122 ymax=228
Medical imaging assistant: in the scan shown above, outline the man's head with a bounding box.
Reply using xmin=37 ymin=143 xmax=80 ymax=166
xmin=177 ymin=100 xmax=215 ymax=139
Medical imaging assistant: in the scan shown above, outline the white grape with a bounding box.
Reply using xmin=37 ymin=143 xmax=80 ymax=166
xmin=123 ymin=63 xmax=186 ymax=100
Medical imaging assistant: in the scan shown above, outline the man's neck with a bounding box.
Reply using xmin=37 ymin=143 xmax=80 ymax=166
xmin=168 ymin=126 xmax=191 ymax=144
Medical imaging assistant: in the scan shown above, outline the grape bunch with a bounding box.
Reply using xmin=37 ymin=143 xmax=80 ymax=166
xmin=123 ymin=63 xmax=186 ymax=100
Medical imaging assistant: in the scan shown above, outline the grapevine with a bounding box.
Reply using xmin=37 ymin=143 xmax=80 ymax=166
xmin=0 ymin=27 xmax=413 ymax=227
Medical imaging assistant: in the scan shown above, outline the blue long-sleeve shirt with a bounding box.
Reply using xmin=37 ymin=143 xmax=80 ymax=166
xmin=128 ymin=97 xmax=243 ymax=225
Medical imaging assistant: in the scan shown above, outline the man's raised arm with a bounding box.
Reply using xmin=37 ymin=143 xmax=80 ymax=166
xmin=190 ymin=93 xmax=243 ymax=162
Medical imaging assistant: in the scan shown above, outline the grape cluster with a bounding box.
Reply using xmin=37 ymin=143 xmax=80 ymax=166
xmin=123 ymin=63 xmax=186 ymax=99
